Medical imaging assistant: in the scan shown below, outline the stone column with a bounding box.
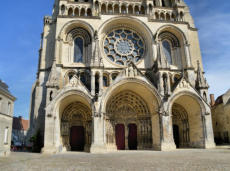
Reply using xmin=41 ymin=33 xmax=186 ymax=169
xmin=137 ymin=120 xmax=141 ymax=149
xmin=99 ymin=71 xmax=103 ymax=96
xmin=106 ymin=4 xmax=108 ymax=13
xmin=109 ymin=73 xmax=113 ymax=86
xmin=99 ymin=3 xmax=101 ymax=15
xmin=167 ymin=74 xmax=171 ymax=94
xmin=112 ymin=5 xmax=114 ymax=14
xmin=42 ymin=114 xmax=57 ymax=153
xmin=159 ymin=0 xmax=162 ymax=6
xmin=153 ymin=41 xmax=157 ymax=61
xmin=147 ymin=5 xmax=149 ymax=15
xmin=151 ymin=114 xmax=161 ymax=150
xmin=176 ymin=47 xmax=182 ymax=68
xmin=158 ymin=72 xmax=164 ymax=95
xmin=90 ymin=112 xmax=107 ymax=153
xmin=184 ymin=43 xmax=192 ymax=68
xmin=160 ymin=113 xmax=176 ymax=151
xmin=203 ymin=111 xmax=216 ymax=148
xmin=91 ymin=71 xmax=95 ymax=96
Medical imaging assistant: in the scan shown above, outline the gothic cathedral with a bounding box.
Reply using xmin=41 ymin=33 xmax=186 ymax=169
xmin=28 ymin=0 xmax=215 ymax=153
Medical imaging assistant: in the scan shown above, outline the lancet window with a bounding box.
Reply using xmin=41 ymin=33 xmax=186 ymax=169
xmin=66 ymin=27 xmax=91 ymax=64
xmin=74 ymin=37 xmax=84 ymax=63
xmin=159 ymin=31 xmax=182 ymax=68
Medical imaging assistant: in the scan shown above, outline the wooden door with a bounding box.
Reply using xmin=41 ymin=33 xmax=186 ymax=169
xmin=115 ymin=124 xmax=125 ymax=150
xmin=128 ymin=124 xmax=137 ymax=150
xmin=70 ymin=126 xmax=85 ymax=151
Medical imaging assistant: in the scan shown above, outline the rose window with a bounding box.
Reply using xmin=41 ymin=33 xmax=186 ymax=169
xmin=104 ymin=29 xmax=145 ymax=66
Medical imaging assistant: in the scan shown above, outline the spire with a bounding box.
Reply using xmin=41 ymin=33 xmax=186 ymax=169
xmin=195 ymin=60 xmax=209 ymax=91
xmin=46 ymin=60 xmax=59 ymax=88
xmin=92 ymin=30 xmax=104 ymax=67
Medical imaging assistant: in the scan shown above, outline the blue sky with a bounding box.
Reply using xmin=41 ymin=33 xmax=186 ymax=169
xmin=0 ymin=0 xmax=229 ymax=119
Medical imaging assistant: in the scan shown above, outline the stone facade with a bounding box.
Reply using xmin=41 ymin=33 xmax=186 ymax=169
xmin=28 ymin=0 xmax=215 ymax=153
xmin=0 ymin=80 xmax=16 ymax=156
xmin=211 ymin=90 xmax=230 ymax=144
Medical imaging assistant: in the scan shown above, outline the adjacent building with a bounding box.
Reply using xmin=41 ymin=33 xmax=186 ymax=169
xmin=12 ymin=116 xmax=29 ymax=149
xmin=28 ymin=0 xmax=215 ymax=153
xmin=211 ymin=90 xmax=230 ymax=144
xmin=0 ymin=80 xmax=16 ymax=156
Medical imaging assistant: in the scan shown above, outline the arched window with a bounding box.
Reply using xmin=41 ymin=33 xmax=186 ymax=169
xmin=61 ymin=5 xmax=65 ymax=15
xmin=203 ymin=92 xmax=207 ymax=102
xmin=74 ymin=37 xmax=84 ymax=63
xmin=68 ymin=72 xmax=74 ymax=81
xmin=103 ymin=74 xmax=109 ymax=87
xmin=108 ymin=4 xmax=113 ymax=14
xmin=95 ymin=73 xmax=100 ymax=95
xmin=8 ymin=102 xmax=11 ymax=115
xmin=159 ymin=31 xmax=181 ymax=67
xmin=80 ymin=72 xmax=86 ymax=85
xmin=162 ymin=40 xmax=172 ymax=64
xmin=4 ymin=127 xmax=9 ymax=144
xmin=162 ymin=0 xmax=172 ymax=7
xmin=121 ymin=5 xmax=126 ymax=14
xmin=49 ymin=91 xmax=53 ymax=101
xmin=112 ymin=73 xmax=118 ymax=80
xmin=101 ymin=4 xmax=106 ymax=14
xmin=114 ymin=4 xmax=119 ymax=14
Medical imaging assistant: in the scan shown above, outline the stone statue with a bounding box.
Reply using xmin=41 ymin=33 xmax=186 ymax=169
xmin=94 ymin=30 xmax=98 ymax=40
xmin=163 ymin=74 xmax=168 ymax=96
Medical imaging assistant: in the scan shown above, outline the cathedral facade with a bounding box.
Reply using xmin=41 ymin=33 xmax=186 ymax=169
xmin=28 ymin=0 xmax=215 ymax=153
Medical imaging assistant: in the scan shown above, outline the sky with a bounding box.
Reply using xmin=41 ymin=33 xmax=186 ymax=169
xmin=0 ymin=0 xmax=230 ymax=119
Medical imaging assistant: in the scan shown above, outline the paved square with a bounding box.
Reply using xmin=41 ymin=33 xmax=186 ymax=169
xmin=1 ymin=147 xmax=230 ymax=171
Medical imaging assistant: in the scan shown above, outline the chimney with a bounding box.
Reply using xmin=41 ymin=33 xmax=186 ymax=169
xmin=210 ymin=94 xmax=215 ymax=107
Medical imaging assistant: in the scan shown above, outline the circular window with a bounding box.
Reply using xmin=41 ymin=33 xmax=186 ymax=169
xmin=104 ymin=28 xmax=145 ymax=66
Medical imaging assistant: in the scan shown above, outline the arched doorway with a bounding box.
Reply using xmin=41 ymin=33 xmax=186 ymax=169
xmin=172 ymin=104 xmax=190 ymax=148
xmin=171 ymin=95 xmax=205 ymax=148
xmin=106 ymin=91 xmax=152 ymax=150
xmin=61 ymin=102 xmax=92 ymax=151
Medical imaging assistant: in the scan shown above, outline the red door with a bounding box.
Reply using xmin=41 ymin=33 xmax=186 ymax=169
xmin=128 ymin=124 xmax=137 ymax=150
xmin=70 ymin=126 xmax=85 ymax=151
xmin=115 ymin=124 xmax=125 ymax=150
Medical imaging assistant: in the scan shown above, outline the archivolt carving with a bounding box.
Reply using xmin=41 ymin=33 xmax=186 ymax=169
xmin=62 ymin=102 xmax=91 ymax=121
xmin=66 ymin=27 xmax=91 ymax=45
xmin=106 ymin=90 xmax=149 ymax=118
xmin=158 ymin=31 xmax=180 ymax=47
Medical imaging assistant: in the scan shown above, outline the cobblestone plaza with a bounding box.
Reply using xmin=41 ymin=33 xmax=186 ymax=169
xmin=1 ymin=148 xmax=230 ymax=171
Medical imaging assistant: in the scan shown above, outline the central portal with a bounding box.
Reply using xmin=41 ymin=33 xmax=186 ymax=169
xmin=70 ymin=126 xmax=85 ymax=151
xmin=106 ymin=91 xmax=153 ymax=150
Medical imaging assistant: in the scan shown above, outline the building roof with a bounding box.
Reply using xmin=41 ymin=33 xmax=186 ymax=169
xmin=214 ymin=89 xmax=230 ymax=106
xmin=0 ymin=79 xmax=16 ymax=101
xmin=0 ymin=79 xmax=9 ymax=91
xmin=13 ymin=116 xmax=29 ymax=131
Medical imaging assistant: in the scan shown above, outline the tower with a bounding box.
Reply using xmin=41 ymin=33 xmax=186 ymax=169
xmin=28 ymin=0 xmax=215 ymax=153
